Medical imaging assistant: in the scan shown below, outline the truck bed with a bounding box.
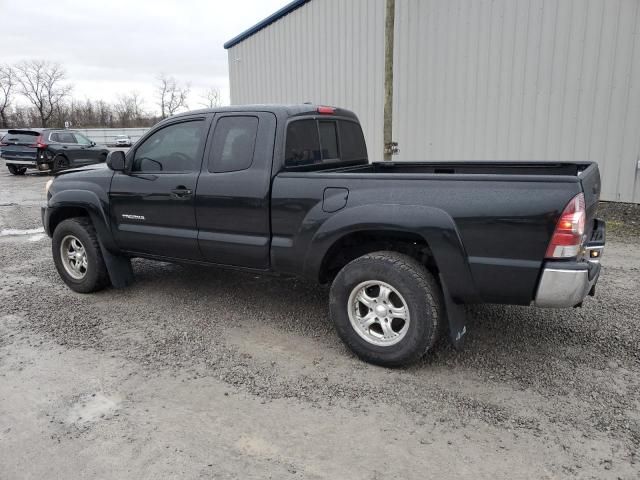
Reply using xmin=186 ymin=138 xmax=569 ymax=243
xmin=273 ymin=160 xmax=601 ymax=305
xmin=307 ymin=160 xmax=601 ymax=234
xmin=328 ymin=161 xmax=595 ymax=177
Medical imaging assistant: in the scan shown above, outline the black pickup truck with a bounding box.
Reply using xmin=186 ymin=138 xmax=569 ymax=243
xmin=42 ymin=105 xmax=606 ymax=366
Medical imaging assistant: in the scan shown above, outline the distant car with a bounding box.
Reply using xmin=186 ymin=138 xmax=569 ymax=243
xmin=0 ymin=129 xmax=109 ymax=175
xmin=114 ymin=135 xmax=132 ymax=147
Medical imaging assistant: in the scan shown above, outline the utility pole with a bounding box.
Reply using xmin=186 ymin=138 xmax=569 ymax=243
xmin=383 ymin=0 xmax=398 ymax=161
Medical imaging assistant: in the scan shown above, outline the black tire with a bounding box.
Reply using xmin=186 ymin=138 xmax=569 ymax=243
xmin=329 ymin=251 xmax=443 ymax=367
xmin=53 ymin=154 xmax=70 ymax=171
xmin=7 ymin=165 xmax=27 ymax=175
xmin=52 ymin=217 xmax=110 ymax=293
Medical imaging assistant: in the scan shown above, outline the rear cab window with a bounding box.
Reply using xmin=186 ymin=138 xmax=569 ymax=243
xmin=284 ymin=118 xmax=367 ymax=168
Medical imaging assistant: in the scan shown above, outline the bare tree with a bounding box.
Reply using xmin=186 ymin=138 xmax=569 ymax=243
xmin=15 ymin=60 xmax=72 ymax=127
xmin=96 ymin=100 xmax=114 ymax=128
xmin=130 ymin=92 xmax=145 ymax=120
xmin=156 ymin=74 xmax=189 ymax=119
xmin=115 ymin=92 xmax=146 ymax=127
xmin=0 ymin=65 xmax=16 ymax=128
xmin=199 ymin=87 xmax=222 ymax=108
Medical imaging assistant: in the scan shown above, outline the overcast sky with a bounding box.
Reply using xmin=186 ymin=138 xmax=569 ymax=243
xmin=1 ymin=0 xmax=290 ymax=113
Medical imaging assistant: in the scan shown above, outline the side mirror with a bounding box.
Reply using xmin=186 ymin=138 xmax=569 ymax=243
xmin=106 ymin=150 xmax=126 ymax=171
xmin=90 ymin=141 xmax=96 ymax=147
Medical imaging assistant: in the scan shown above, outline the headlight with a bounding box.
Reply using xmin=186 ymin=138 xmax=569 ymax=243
xmin=45 ymin=179 xmax=54 ymax=195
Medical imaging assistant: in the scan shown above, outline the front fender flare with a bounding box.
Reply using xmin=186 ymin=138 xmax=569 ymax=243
xmin=47 ymin=189 xmax=117 ymax=252
xmin=304 ymin=204 xmax=479 ymax=304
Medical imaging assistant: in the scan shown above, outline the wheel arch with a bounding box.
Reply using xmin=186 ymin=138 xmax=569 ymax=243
xmin=318 ymin=229 xmax=435 ymax=283
xmin=46 ymin=190 xmax=117 ymax=252
xmin=306 ymin=204 xmax=480 ymax=304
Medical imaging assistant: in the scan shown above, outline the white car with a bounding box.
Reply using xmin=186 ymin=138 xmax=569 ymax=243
xmin=114 ymin=135 xmax=132 ymax=147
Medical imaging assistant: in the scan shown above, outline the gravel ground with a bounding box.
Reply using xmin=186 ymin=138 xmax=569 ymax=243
xmin=0 ymin=168 xmax=639 ymax=479
xmin=598 ymin=201 xmax=640 ymax=241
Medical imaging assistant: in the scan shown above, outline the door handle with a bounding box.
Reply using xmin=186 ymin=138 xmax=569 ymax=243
xmin=170 ymin=187 xmax=193 ymax=199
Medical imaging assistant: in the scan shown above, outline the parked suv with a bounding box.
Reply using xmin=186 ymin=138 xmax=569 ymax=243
xmin=1 ymin=129 xmax=109 ymax=175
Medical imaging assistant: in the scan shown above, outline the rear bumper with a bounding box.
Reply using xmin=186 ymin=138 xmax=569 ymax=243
xmin=535 ymin=219 xmax=605 ymax=308
xmin=2 ymin=157 xmax=52 ymax=171
xmin=535 ymin=262 xmax=600 ymax=307
xmin=3 ymin=158 xmax=38 ymax=167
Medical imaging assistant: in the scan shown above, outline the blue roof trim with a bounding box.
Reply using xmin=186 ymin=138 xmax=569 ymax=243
xmin=224 ymin=0 xmax=312 ymax=49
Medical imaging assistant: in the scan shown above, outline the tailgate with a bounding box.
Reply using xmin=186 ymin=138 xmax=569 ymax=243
xmin=0 ymin=144 xmax=38 ymax=161
xmin=1 ymin=130 xmax=41 ymax=161
xmin=579 ymin=163 xmax=601 ymax=227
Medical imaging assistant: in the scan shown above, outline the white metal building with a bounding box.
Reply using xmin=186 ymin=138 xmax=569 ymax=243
xmin=226 ymin=0 xmax=640 ymax=203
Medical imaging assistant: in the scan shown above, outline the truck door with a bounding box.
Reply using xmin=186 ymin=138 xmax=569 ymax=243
xmin=195 ymin=112 xmax=276 ymax=269
xmin=109 ymin=117 xmax=209 ymax=260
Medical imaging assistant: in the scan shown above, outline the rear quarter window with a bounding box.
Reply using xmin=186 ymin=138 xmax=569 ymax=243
xmin=209 ymin=116 xmax=259 ymax=173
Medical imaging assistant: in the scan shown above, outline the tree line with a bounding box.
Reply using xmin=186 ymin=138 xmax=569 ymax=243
xmin=0 ymin=60 xmax=221 ymax=129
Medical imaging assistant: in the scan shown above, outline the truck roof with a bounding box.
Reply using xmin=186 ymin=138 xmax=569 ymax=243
xmin=170 ymin=104 xmax=359 ymax=121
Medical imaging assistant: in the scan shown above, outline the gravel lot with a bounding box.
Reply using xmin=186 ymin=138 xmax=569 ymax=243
xmin=0 ymin=167 xmax=638 ymax=479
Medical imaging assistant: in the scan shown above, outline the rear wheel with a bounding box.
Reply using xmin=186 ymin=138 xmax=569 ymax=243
xmin=52 ymin=217 xmax=109 ymax=293
xmin=53 ymin=154 xmax=70 ymax=171
xmin=329 ymin=251 xmax=443 ymax=367
xmin=7 ymin=165 xmax=27 ymax=175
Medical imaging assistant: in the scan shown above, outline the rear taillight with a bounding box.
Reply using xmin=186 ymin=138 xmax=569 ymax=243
xmin=545 ymin=193 xmax=586 ymax=259
xmin=30 ymin=135 xmax=47 ymax=149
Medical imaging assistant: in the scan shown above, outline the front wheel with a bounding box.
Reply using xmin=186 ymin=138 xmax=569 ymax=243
xmin=7 ymin=165 xmax=27 ymax=175
xmin=52 ymin=217 xmax=109 ymax=293
xmin=329 ymin=251 xmax=443 ymax=367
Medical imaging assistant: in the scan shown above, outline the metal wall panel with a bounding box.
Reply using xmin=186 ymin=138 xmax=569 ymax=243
xmin=228 ymin=0 xmax=640 ymax=202
xmin=227 ymin=0 xmax=386 ymax=166
xmin=393 ymin=0 xmax=640 ymax=202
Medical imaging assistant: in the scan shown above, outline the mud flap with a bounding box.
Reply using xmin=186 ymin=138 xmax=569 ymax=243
xmin=98 ymin=241 xmax=134 ymax=289
xmin=439 ymin=274 xmax=467 ymax=349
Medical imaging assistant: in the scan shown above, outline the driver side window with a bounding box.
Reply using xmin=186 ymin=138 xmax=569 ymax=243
xmin=133 ymin=120 xmax=203 ymax=173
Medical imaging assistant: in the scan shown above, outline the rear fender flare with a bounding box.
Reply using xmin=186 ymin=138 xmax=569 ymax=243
xmin=304 ymin=204 xmax=479 ymax=303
